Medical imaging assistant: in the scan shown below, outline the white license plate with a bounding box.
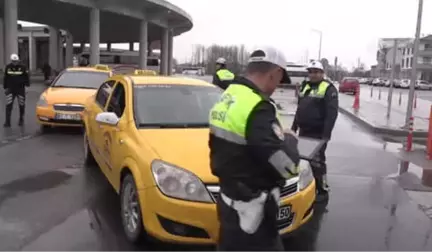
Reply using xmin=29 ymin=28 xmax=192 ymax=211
xmin=55 ymin=113 xmax=81 ymax=120
xmin=277 ymin=205 xmax=292 ymax=221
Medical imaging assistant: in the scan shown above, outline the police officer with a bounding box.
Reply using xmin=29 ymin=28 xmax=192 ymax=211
xmin=291 ymin=60 xmax=338 ymax=201
xmin=209 ymin=46 xmax=299 ymax=250
xmin=212 ymin=57 xmax=235 ymax=90
xmin=3 ymin=54 xmax=30 ymax=127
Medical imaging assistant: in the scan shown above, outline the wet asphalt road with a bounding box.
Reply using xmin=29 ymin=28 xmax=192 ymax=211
xmin=0 ymin=82 xmax=431 ymax=251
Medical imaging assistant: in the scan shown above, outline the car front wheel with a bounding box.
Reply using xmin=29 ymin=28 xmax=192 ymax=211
xmin=121 ymin=174 xmax=145 ymax=244
xmin=83 ymin=131 xmax=96 ymax=166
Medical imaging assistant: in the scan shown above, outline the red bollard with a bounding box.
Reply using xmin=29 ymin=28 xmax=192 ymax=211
xmin=406 ymin=116 xmax=414 ymax=152
xmin=414 ymin=93 xmax=417 ymax=109
xmin=427 ymin=106 xmax=432 ymax=159
xmin=353 ymin=85 xmax=360 ymax=110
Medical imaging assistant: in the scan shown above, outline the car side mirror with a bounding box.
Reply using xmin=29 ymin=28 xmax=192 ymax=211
xmin=95 ymin=112 xmax=119 ymax=126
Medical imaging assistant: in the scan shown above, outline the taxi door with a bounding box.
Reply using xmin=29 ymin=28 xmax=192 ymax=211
xmin=99 ymin=81 xmax=128 ymax=187
xmin=88 ymin=80 xmax=116 ymax=168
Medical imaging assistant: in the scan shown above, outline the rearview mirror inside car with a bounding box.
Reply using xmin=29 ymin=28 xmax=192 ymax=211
xmin=95 ymin=112 xmax=119 ymax=126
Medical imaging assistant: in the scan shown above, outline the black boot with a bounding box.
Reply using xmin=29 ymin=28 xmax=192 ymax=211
xmin=3 ymin=121 xmax=11 ymax=128
xmin=315 ymin=176 xmax=329 ymax=203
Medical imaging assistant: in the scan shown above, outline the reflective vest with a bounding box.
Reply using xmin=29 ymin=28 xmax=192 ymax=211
xmin=299 ymin=81 xmax=330 ymax=98
xmin=209 ymin=84 xmax=282 ymax=144
xmin=216 ymin=69 xmax=235 ymax=81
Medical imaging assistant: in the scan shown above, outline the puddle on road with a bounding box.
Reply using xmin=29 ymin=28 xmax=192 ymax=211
xmin=0 ymin=170 xmax=73 ymax=207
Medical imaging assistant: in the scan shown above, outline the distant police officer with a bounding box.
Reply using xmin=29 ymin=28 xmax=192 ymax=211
xmin=3 ymin=54 xmax=30 ymax=128
xmin=291 ymin=60 xmax=338 ymax=201
xmin=209 ymin=46 xmax=299 ymax=250
xmin=212 ymin=57 xmax=235 ymax=90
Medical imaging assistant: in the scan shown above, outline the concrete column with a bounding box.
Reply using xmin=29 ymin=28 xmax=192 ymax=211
xmin=160 ymin=28 xmax=169 ymax=75
xmin=107 ymin=42 xmax=111 ymax=51
xmin=138 ymin=20 xmax=148 ymax=69
xmin=89 ymin=8 xmax=100 ymax=65
xmin=28 ymin=33 xmax=37 ymax=72
xmin=167 ymin=29 xmax=173 ymax=75
xmin=0 ymin=18 xmax=5 ymax=70
xmin=129 ymin=42 xmax=134 ymax=51
xmin=4 ymin=0 xmax=18 ymax=63
xmin=58 ymin=33 xmax=64 ymax=70
xmin=65 ymin=33 xmax=73 ymax=67
xmin=49 ymin=26 xmax=59 ymax=70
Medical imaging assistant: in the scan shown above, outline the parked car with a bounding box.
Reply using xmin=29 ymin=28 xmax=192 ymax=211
xmin=383 ymin=79 xmax=390 ymax=87
xmin=359 ymin=78 xmax=369 ymax=84
xmin=339 ymin=77 xmax=360 ymax=94
xmin=400 ymin=79 xmax=411 ymax=89
xmin=372 ymin=78 xmax=384 ymax=86
xmin=415 ymin=80 xmax=432 ymax=90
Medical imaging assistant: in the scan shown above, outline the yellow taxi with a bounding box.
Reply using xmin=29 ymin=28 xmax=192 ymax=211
xmin=82 ymin=70 xmax=316 ymax=245
xmin=36 ymin=65 xmax=112 ymax=132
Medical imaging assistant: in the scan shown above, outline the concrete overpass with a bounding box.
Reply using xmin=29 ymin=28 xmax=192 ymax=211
xmin=0 ymin=0 xmax=193 ymax=75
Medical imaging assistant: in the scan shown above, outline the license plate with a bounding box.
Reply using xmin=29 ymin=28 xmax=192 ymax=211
xmin=55 ymin=113 xmax=81 ymax=120
xmin=277 ymin=205 xmax=292 ymax=221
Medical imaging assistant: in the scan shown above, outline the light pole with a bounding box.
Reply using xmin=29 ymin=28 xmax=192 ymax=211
xmin=311 ymin=29 xmax=323 ymax=60
xmin=387 ymin=38 xmax=398 ymax=119
xmin=405 ymin=0 xmax=423 ymax=128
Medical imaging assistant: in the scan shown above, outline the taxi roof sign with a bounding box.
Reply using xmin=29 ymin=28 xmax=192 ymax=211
xmin=134 ymin=69 xmax=157 ymax=76
xmin=94 ymin=64 xmax=110 ymax=71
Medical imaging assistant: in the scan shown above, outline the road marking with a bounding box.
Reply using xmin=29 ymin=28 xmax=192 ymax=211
xmin=0 ymin=133 xmax=41 ymax=148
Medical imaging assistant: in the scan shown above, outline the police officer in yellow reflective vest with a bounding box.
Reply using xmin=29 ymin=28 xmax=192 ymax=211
xmin=212 ymin=57 xmax=235 ymax=90
xmin=291 ymin=60 xmax=338 ymax=202
xmin=209 ymin=46 xmax=298 ymax=250
xmin=3 ymin=54 xmax=30 ymax=128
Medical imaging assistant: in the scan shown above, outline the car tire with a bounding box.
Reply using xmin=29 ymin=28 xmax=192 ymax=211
xmin=120 ymin=174 xmax=145 ymax=244
xmin=83 ymin=131 xmax=96 ymax=166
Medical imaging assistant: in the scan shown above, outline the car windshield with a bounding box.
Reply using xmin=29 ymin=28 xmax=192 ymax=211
xmin=134 ymin=84 xmax=222 ymax=128
xmin=52 ymin=71 xmax=110 ymax=89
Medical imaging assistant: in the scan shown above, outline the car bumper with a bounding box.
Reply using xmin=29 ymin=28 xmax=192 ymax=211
xmin=36 ymin=106 xmax=83 ymax=127
xmin=139 ymin=181 xmax=316 ymax=245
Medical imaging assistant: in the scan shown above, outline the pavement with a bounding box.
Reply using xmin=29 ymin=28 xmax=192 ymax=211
xmin=0 ymin=79 xmax=431 ymax=250
xmin=337 ymin=85 xmax=432 ymax=139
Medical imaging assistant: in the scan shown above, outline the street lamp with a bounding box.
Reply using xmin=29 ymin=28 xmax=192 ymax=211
xmin=311 ymin=29 xmax=323 ymax=60
xmin=405 ymin=0 xmax=423 ymax=128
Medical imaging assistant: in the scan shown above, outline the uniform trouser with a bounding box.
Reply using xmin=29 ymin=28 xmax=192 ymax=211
xmin=4 ymin=89 xmax=25 ymax=123
xmin=299 ymin=131 xmax=328 ymax=193
xmin=216 ymin=194 xmax=284 ymax=251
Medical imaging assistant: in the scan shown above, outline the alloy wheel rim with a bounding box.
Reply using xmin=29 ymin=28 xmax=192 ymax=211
xmin=122 ymin=182 xmax=140 ymax=234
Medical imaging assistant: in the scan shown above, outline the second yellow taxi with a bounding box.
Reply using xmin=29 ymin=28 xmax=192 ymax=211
xmin=36 ymin=64 xmax=112 ymax=132
xmin=82 ymin=70 xmax=316 ymax=245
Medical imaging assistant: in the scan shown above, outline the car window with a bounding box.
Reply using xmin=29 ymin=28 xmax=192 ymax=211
xmin=134 ymin=84 xmax=222 ymax=128
xmin=95 ymin=80 xmax=116 ymax=108
xmin=107 ymin=83 xmax=126 ymax=118
xmin=52 ymin=71 xmax=110 ymax=89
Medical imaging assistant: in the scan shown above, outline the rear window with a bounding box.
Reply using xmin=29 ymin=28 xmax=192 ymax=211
xmin=52 ymin=71 xmax=109 ymax=89
xmin=343 ymin=78 xmax=359 ymax=83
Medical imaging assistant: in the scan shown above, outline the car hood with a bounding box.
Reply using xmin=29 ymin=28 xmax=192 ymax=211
xmin=44 ymin=87 xmax=97 ymax=105
xmin=139 ymin=128 xmax=218 ymax=184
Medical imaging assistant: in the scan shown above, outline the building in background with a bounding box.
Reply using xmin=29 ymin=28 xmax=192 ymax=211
xmin=376 ymin=36 xmax=432 ymax=82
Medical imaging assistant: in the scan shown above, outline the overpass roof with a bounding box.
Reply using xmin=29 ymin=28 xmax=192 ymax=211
xmin=2 ymin=0 xmax=193 ymax=43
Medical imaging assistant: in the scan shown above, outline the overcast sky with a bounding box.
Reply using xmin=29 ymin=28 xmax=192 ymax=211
xmin=20 ymin=0 xmax=432 ymax=69
xmin=168 ymin=0 xmax=432 ymax=69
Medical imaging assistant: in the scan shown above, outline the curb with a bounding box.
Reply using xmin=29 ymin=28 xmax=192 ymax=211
xmin=338 ymin=106 xmax=428 ymax=138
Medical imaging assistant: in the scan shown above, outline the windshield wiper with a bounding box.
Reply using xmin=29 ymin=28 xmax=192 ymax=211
xmin=138 ymin=123 xmax=209 ymax=128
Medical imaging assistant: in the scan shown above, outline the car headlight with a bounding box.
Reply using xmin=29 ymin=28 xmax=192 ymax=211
xmin=151 ymin=160 xmax=213 ymax=203
xmin=298 ymin=160 xmax=314 ymax=190
xmin=37 ymin=96 xmax=48 ymax=107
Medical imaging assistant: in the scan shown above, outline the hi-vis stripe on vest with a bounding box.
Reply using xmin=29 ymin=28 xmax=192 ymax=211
xmin=7 ymin=70 xmax=24 ymax=75
xmin=216 ymin=69 xmax=235 ymax=81
xmin=299 ymin=81 xmax=330 ymax=98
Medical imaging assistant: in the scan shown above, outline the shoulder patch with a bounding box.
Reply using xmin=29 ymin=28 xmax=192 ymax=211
xmin=272 ymin=123 xmax=285 ymax=141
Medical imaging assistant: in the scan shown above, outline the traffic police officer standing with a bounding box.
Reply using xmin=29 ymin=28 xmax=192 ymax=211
xmin=209 ymin=46 xmax=299 ymax=250
xmin=212 ymin=57 xmax=235 ymax=90
xmin=3 ymin=54 xmax=30 ymax=127
xmin=291 ymin=60 xmax=338 ymax=201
